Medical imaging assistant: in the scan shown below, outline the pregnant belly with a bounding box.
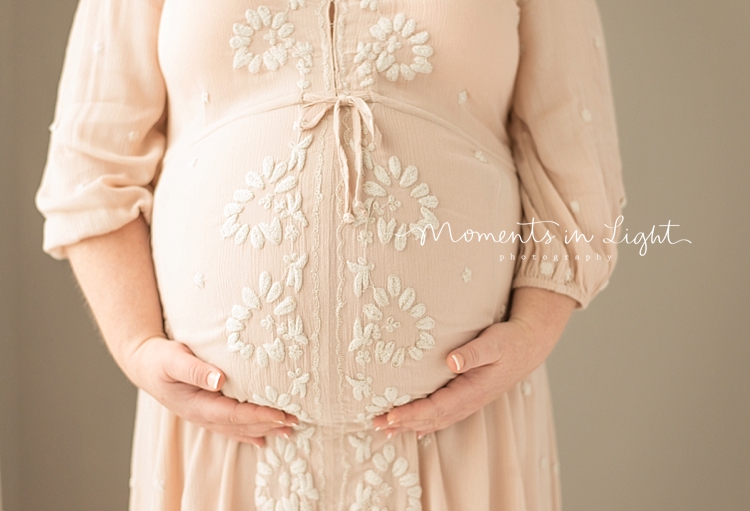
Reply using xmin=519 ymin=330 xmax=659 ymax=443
xmin=150 ymin=109 xmax=521 ymax=427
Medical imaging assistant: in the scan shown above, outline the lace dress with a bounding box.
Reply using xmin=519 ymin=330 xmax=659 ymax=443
xmin=35 ymin=0 xmax=626 ymax=509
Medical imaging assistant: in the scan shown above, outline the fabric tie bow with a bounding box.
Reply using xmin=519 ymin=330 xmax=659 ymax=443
xmin=295 ymin=91 xmax=382 ymax=224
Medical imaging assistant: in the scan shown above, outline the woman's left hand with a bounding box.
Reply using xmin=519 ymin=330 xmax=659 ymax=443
xmin=371 ymin=287 xmax=577 ymax=438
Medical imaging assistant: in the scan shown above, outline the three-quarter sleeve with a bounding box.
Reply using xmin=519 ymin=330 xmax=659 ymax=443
xmin=35 ymin=0 xmax=167 ymax=260
xmin=508 ymin=0 xmax=627 ymax=310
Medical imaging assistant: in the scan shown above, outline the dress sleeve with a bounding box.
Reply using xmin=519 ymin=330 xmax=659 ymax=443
xmin=35 ymin=0 xmax=167 ymax=260
xmin=508 ymin=0 xmax=627 ymax=310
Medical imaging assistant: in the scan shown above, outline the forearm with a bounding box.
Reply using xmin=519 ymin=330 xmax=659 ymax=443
xmin=505 ymin=286 xmax=577 ymax=368
xmin=65 ymin=214 xmax=166 ymax=374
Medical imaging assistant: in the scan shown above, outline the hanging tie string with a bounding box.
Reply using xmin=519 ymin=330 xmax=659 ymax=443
xmin=295 ymin=91 xmax=382 ymax=224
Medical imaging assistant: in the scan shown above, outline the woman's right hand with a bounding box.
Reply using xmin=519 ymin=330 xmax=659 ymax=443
xmin=122 ymin=335 xmax=297 ymax=447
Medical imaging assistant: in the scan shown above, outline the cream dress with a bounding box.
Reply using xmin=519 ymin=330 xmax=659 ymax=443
xmin=35 ymin=0 xmax=626 ymax=509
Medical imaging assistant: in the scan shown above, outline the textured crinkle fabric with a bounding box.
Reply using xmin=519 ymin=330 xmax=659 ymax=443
xmin=36 ymin=0 xmax=625 ymax=509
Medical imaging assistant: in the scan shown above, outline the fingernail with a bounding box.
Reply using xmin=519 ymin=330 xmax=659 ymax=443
xmin=282 ymin=432 xmax=291 ymax=440
xmin=374 ymin=425 xmax=384 ymax=432
xmin=451 ymin=354 xmax=464 ymax=372
xmin=274 ymin=420 xmax=286 ymax=425
xmin=417 ymin=433 xmax=425 ymax=440
xmin=207 ymin=372 xmax=221 ymax=390
xmin=387 ymin=431 xmax=394 ymax=439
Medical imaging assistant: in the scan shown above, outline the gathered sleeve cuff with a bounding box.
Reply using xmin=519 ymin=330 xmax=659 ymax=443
xmin=508 ymin=0 xmax=627 ymax=310
xmin=34 ymin=0 xmax=167 ymax=260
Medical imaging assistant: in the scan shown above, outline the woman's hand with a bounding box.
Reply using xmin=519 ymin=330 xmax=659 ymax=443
xmin=122 ymin=335 xmax=298 ymax=447
xmin=64 ymin=216 xmax=296 ymax=447
xmin=371 ymin=287 xmax=577 ymax=438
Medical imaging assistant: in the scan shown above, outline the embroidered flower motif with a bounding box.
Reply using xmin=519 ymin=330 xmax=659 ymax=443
xmin=354 ymin=14 xmax=433 ymax=87
xmin=358 ymin=152 xmax=440 ymax=251
xmin=348 ymin=432 xmax=373 ymax=463
xmin=461 ymin=266 xmax=472 ymax=283
xmin=347 ymin=256 xmax=376 ymax=297
xmin=221 ymin=135 xmax=312 ymax=247
xmin=357 ymin=229 xmax=374 ymax=246
xmin=365 ymin=386 xmax=411 ymax=415
xmin=288 ymin=368 xmax=311 ymax=398
xmin=231 ymin=7 xmax=296 ymax=73
xmin=458 ymin=90 xmax=468 ymax=105
xmin=289 ymin=0 xmax=306 ymax=9
xmin=346 ymin=372 xmax=374 ymax=401
xmin=254 ymin=434 xmax=320 ymax=511
xmin=359 ymin=0 xmax=378 ymax=11
xmin=292 ymin=41 xmax=314 ymax=89
xmin=349 ymin=273 xmax=436 ymax=372
xmin=225 ymin=268 xmax=309 ymax=368
xmin=350 ymin=442 xmax=422 ymax=511
xmin=252 ymin=384 xmax=310 ymax=421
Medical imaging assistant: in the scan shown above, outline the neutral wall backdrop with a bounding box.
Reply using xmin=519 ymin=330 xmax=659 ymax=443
xmin=1 ymin=1 xmax=749 ymax=510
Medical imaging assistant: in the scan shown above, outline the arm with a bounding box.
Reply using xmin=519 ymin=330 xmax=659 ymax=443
xmin=372 ymin=287 xmax=575 ymax=437
xmin=373 ymin=0 xmax=625 ymax=435
xmin=65 ymin=215 xmax=297 ymax=446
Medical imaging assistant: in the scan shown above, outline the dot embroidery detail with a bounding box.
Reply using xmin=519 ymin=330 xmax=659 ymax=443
xmin=521 ymin=381 xmax=532 ymax=396
xmin=194 ymin=272 xmax=206 ymax=288
xmin=474 ymin=150 xmax=488 ymax=163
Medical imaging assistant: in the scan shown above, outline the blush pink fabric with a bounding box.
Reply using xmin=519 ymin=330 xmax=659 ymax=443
xmin=36 ymin=0 xmax=626 ymax=509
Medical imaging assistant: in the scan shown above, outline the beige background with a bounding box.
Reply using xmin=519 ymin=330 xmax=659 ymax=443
xmin=1 ymin=0 xmax=749 ymax=510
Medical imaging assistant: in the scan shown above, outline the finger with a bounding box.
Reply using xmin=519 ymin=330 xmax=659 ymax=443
xmin=164 ymin=343 xmax=225 ymax=391
xmin=447 ymin=330 xmax=503 ymax=373
xmin=193 ymin=421 xmax=283 ymax=442
xmin=387 ymin=376 xmax=478 ymax=426
xmin=382 ymin=427 xmax=412 ymax=439
xmin=185 ymin=390 xmax=288 ymax=426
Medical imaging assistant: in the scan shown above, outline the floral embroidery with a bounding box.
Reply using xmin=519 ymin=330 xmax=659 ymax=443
xmin=348 ymin=440 xmax=422 ymax=511
xmin=364 ymin=386 xmax=411 ymax=416
xmin=254 ymin=434 xmax=320 ymax=511
xmin=230 ymin=4 xmax=313 ymax=91
xmin=356 ymin=151 xmax=440 ymax=251
xmin=225 ymin=265 xmax=310 ymax=367
xmin=457 ymin=90 xmax=468 ymax=105
xmin=344 ymin=268 xmax=436 ymax=374
xmin=461 ymin=266 xmax=472 ymax=283
xmin=346 ymin=372 xmax=374 ymax=401
xmin=354 ymin=14 xmax=433 ymax=87
xmin=292 ymin=41 xmax=314 ymax=90
xmin=221 ymin=135 xmax=312 ymax=247
xmin=252 ymin=383 xmax=310 ymax=420
xmin=359 ymin=0 xmax=378 ymax=11
xmin=231 ymin=6 xmax=297 ymax=73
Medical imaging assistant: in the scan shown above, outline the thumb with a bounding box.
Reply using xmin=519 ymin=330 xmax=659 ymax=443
xmin=167 ymin=344 xmax=225 ymax=392
xmin=447 ymin=331 xmax=502 ymax=374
